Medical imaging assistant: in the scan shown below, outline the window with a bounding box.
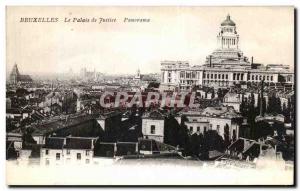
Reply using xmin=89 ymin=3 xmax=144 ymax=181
xmin=168 ymin=79 xmax=171 ymax=83
xmin=214 ymin=74 xmax=217 ymax=79
xmin=217 ymin=125 xmax=220 ymax=133
xmin=150 ymin=125 xmax=155 ymax=134
xmin=168 ymin=72 xmax=171 ymax=77
xmin=270 ymin=76 xmax=273 ymax=81
xmin=77 ymin=153 xmax=81 ymax=160
xmin=45 ymin=150 xmax=49 ymax=155
xmin=204 ymin=126 xmax=207 ymax=132
xmin=209 ymin=124 xmax=212 ymax=130
xmin=193 ymin=119 xmax=197 ymax=122
xmin=226 ymin=74 xmax=228 ymax=79
xmin=197 ymin=127 xmax=200 ymax=132
xmin=211 ymin=74 xmax=213 ymax=79
xmin=189 ymin=126 xmax=193 ymax=132
xmin=222 ymin=74 xmax=224 ymax=79
xmin=86 ymin=150 xmax=90 ymax=156
xmin=218 ymin=74 xmax=221 ymax=79
xmin=192 ymin=72 xmax=196 ymax=78
xmin=188 ymin=72 xmax=192 ymax=78
xmin=86 ymin=159 xmax=90 ymax=164
xmin=67 ymin=150 xmax=70 ymax=155
xmin=56 ymin=153 xmax=60 ymax=160
xmin=252 ymin=75 xmax=254 ymax=80
xmin=267 ymin=76 xmax=269 ymax=81
xmin=180 ymin=72 xmax=185 ymax=78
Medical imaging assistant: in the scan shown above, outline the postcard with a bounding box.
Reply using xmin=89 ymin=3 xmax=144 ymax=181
xmin=6 ymin=6 xmax=295 ymax=186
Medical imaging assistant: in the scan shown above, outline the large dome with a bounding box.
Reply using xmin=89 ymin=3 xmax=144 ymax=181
xmin=221 ymin=15 xmax=236 ymax=26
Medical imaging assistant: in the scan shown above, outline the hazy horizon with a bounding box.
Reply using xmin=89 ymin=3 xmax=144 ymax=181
xmin=6 ymin=6 xmax=294 ymax=76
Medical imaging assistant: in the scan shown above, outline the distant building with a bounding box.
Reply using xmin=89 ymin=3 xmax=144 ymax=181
xmin=223 ymin=91 xmax=242 ymax=112
xmin=9 ymin=64 xmax=33 ymax=84
xmin=142 ymin=110 xmax=165 ymax=143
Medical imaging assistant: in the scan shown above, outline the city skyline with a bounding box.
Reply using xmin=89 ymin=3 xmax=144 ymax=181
xmin=7 ymin=7 xmax=294 ymax=76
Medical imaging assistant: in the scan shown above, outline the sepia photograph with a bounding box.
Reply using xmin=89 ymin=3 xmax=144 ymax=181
xmin=5 ymin=6 xmax=295 ymax=186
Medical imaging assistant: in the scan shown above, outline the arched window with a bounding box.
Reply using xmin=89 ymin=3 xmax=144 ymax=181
xmin=222 ymin=74 xmax=224 ymax=79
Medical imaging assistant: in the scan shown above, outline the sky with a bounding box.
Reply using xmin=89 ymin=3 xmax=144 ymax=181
xmin=6 ymin=6 xmax=294 ymax=75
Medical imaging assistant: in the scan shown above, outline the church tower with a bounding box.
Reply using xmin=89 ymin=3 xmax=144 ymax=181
xmin=9 ymin=63 xmax=20 ymax=84
xmin=217 ymin=14 xmax=239 ymax=50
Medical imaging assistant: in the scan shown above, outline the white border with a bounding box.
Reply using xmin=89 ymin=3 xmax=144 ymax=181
xmin=0 ymin=0 xmax=298 ymax=190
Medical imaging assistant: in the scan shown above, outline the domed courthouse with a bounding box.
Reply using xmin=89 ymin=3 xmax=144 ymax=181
xmin=160 ymin=15 xmax=294 ymax=91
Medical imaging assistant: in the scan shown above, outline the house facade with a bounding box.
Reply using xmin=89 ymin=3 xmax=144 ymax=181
xmin=142 ymin=110 xmax=165 ymax=143
xmin=40 ymin=137 xmax=98 ymax=166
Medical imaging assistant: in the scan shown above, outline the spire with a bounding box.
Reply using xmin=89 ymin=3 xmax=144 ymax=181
xmin=226 ymin=14 xmax=230 ymax=20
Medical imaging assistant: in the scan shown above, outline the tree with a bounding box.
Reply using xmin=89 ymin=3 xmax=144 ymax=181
xmin=251 ymin=121 xmax=273 ymax=139
xmin=223 ymin=124 xmax=230 ymax=146
xmin=164 ymin=116 xmax=189 ymax=149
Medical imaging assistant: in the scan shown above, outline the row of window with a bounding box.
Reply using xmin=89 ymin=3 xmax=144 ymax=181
xmin=180 ymin=71 xmax=197 ymax=79
xmin=203 ymin=73 xmax=229 ymax=80
xmin=250 ymin=75 xmax=273 ymax=81
xmin=189 ymin=125 xmax=221 ymax=133
xmin=222 ymin=28 xmax=234 ymax=33
xmin=55 ymin=152 xmax=87 ymax=161
xmin=233 ymin=73 xmax=244 ymax=81
xmin=45 ymin=150 xmax=91 ymax=159
xmin=166 ymin=71 xmax=276 ymax=83
xmin=222 ymin=38 xmax=236 ymax=46
xmin=180 ymin=80 xmax=196 ymax=85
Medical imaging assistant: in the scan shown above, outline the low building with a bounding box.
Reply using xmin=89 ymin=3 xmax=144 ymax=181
xmin=179 ymin=106 xmax=243 ymax=141
xmin=40 ymin=136 xmax=98 ymax=165
xmin=223 ymin=91 xmax=242 ymax=112
xmin=142 ymin=110 xmax=165 ymax=143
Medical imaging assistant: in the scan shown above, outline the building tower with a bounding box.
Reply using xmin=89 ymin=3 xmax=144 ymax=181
xmin=217 ymin=14 xmax=239 ymax=50
xmin=9 ymin=63 xmax=20 ymax=84
xmin=205 ymin=14 xmax=250 ymax=68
